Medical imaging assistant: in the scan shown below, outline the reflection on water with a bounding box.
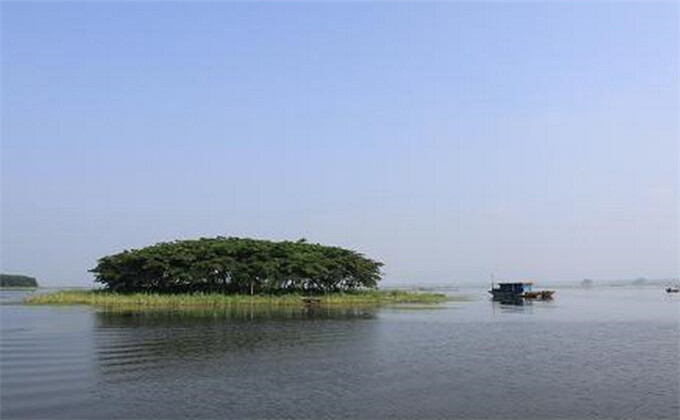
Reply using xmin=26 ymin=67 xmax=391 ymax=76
xmin=492 ymin=297 xmax=531 ymax=306
xmin=96 ymin=305 xmax=377 ymax=324
xmin=1 ymin=287 xmax=679 ymax=419
xmin=92 ymin=306 xmax=378 ymax=375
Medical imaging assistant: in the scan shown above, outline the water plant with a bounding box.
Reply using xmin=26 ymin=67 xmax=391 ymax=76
xmin=25 ymin=289 xmax=450 ymax=309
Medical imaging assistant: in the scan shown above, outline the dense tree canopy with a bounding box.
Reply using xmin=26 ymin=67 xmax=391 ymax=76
xmin=0 ymin=274 xmax=38 ymax=288
xmin=91 ymin=237 xmax=383 ymax=294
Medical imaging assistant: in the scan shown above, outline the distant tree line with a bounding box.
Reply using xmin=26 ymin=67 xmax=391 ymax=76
xmin=0 ymin=274 xmax=38 ymax=288
xmin=91 ymin=237 xmax=383 ymax=294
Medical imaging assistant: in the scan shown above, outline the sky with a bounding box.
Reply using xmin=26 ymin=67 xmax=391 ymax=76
xmin=1 ymin=1 xmax=678 ymax=287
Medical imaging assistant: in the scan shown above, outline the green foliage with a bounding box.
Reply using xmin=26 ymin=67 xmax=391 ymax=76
xmin=26 ymin=289 xmax=449 ymax=308
xmin=90 ymin=237 xmax=384 ymax=294
xmin=0 ymin=274 xmax=38 ymax=288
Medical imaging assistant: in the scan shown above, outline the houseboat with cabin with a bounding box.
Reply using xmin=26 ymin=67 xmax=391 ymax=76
xmin=489 ymin=282 xmax=555 ymax=301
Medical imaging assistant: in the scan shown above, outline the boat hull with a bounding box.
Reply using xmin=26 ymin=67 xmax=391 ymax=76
xmin=489 ymin=290 xmax=555 ymax=300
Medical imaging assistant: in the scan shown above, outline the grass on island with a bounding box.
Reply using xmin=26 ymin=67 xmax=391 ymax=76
xmin=25 ymin=289 xmax=452 ymax=309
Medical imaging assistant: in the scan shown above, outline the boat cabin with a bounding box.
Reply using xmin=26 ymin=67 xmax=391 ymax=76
xmin=494 ymin=282 xmax=532 ymax=295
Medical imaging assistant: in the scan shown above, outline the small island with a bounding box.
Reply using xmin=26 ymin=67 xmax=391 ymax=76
xmin=1 ymin=274 xmax=38 ymax=289
xmin=27 ymin=237 xmax=448 ymax=308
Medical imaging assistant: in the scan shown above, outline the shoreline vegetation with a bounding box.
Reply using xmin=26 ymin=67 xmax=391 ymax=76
xmin=25 ymin=289 xmax=452 ymax=309
xmin=22 ymin=237 xmax=459 ymax=310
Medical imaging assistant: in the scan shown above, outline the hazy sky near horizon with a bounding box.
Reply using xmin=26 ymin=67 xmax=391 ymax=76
xmin=1 ymin=1 xmax=678 ymax=286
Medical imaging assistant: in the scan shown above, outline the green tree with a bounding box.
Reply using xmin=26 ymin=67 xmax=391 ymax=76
xmin=90 ymin=237 xmax=383 ymax=294
xmin=0 ymin=274 xmax=38 ymax=288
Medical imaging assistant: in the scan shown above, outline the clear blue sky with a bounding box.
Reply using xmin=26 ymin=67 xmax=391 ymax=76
xmin=1 ymin=1 xmax=678 ymax=286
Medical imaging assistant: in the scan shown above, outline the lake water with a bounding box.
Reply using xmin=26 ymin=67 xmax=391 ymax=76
xmin=1 ymin=286 xmax=678 ymax=419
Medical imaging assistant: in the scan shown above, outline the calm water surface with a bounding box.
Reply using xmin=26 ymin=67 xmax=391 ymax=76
xmin=1 ymin=287 xmax=678 ymax=419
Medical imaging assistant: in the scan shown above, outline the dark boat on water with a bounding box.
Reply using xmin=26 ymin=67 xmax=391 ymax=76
xmin=665 ymin=287 xmax=679 ymax=293
xmin=489 ymin=282 xmax=555 ymax=301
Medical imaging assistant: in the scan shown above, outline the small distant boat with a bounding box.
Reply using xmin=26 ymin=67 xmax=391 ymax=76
xmin=665 ymin=287 xmax=679 ymax=293
xmin=489 ymin=282 xmax=555 ymax=301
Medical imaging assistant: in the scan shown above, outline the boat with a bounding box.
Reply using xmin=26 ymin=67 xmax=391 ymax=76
xmin=489 ymin=282 xmax=555 ymax=301
xmin=665 ymin=287 xmax=679 ymax=293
